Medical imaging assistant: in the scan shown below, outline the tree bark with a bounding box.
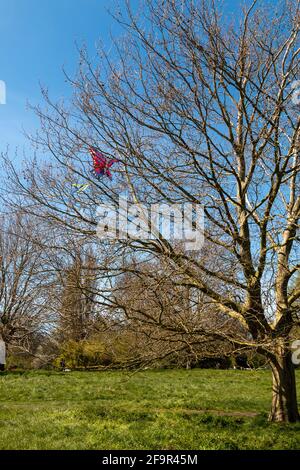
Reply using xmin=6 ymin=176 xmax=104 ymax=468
xmin=269 ymin=346 xmax=299 ymax=423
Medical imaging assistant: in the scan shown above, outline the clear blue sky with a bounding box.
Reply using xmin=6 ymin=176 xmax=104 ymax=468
xmin=0 ymin=0 xmax=128 ymax=153
xmin=0 ymin=0 xmax=245 ymax=155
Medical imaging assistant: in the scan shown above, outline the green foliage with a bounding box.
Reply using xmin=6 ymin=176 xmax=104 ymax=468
xmin=0 ymin=369 xmax=299 ymax=449
xmin=53 ymin=332 xmax=145 ymax=370
xmin=5 ymin=354 xmax=33 ymax=370
xmin=54 ymin=340 xmax=112 ymax=369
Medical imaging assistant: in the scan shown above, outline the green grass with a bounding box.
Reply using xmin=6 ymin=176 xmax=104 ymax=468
xmin=0 ymin=369 xmax=299 ymax=449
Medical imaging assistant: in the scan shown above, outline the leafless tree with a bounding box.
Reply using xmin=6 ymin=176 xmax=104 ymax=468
xmin=109 ymin=257 xmax=243 ymax=368
xmin=2 ymin=0 xmax=300 ymax=422
xmin=0 ymin=213 xmax=49 ymax=355
xmin=55 ymin=248 xmax=98 ymax=342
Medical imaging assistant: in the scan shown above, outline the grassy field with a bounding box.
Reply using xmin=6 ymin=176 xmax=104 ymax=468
xmin=0 ymin=369 xmax=299 ymax=450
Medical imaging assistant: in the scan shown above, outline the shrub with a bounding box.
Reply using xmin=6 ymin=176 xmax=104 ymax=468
xmin=54 ymin=339 xmax=112 ymax=369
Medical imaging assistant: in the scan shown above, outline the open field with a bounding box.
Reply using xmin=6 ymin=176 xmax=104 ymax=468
xmin=0 ymin=369 xmax=299 ymax=450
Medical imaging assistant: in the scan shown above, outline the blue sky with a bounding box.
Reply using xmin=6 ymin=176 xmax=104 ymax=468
xmin=0 ymin=0 xmax=246 ymax=156
xmin=0 ymin=0 xmax=129 ymax=153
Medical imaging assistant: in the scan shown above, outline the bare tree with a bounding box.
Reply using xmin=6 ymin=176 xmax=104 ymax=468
xmin=55 ymin=249 xmax=98 ymax=342
xmin=2 ymin=0 xmax=300 ymax=422
xmin=109 ymin=258 xmax=242 ymax=368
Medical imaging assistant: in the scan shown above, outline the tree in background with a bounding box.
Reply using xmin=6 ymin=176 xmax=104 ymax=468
xmin=56 ymin=249 xmax=98 ymax=343
xmin=0 ymin=213 xmax=48 ymax=359
xmin=109 ymin=257 xmax=242 ymax=368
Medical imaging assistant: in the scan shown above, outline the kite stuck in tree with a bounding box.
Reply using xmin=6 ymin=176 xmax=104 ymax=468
xmin=89 ymin=146 xmax=119 ymax=180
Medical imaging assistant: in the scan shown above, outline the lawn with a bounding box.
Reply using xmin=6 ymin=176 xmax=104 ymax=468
xmin=0 ymin=369 xmax=299 ymax=450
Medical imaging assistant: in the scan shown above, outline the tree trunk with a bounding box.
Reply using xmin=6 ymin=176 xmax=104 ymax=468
xmin=269 ymin=346 xmax=299 ymax=423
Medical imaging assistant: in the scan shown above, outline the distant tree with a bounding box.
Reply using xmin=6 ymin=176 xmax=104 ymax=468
xmin=0 ymin=213 xmax=47 ymax=354
xmin=56 ymin=250 xmax=98 ymax=343
xmin=2 ymin=0 xmax=300 ymax=422
xmin=109 ymin=257 xmax=245 ymax=367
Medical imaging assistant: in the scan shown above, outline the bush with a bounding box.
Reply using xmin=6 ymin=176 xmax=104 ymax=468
xmin=54 ymin=339 xmax=112 ymax=369
xmin=6 ymin=354 xmax=33 ymax=370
